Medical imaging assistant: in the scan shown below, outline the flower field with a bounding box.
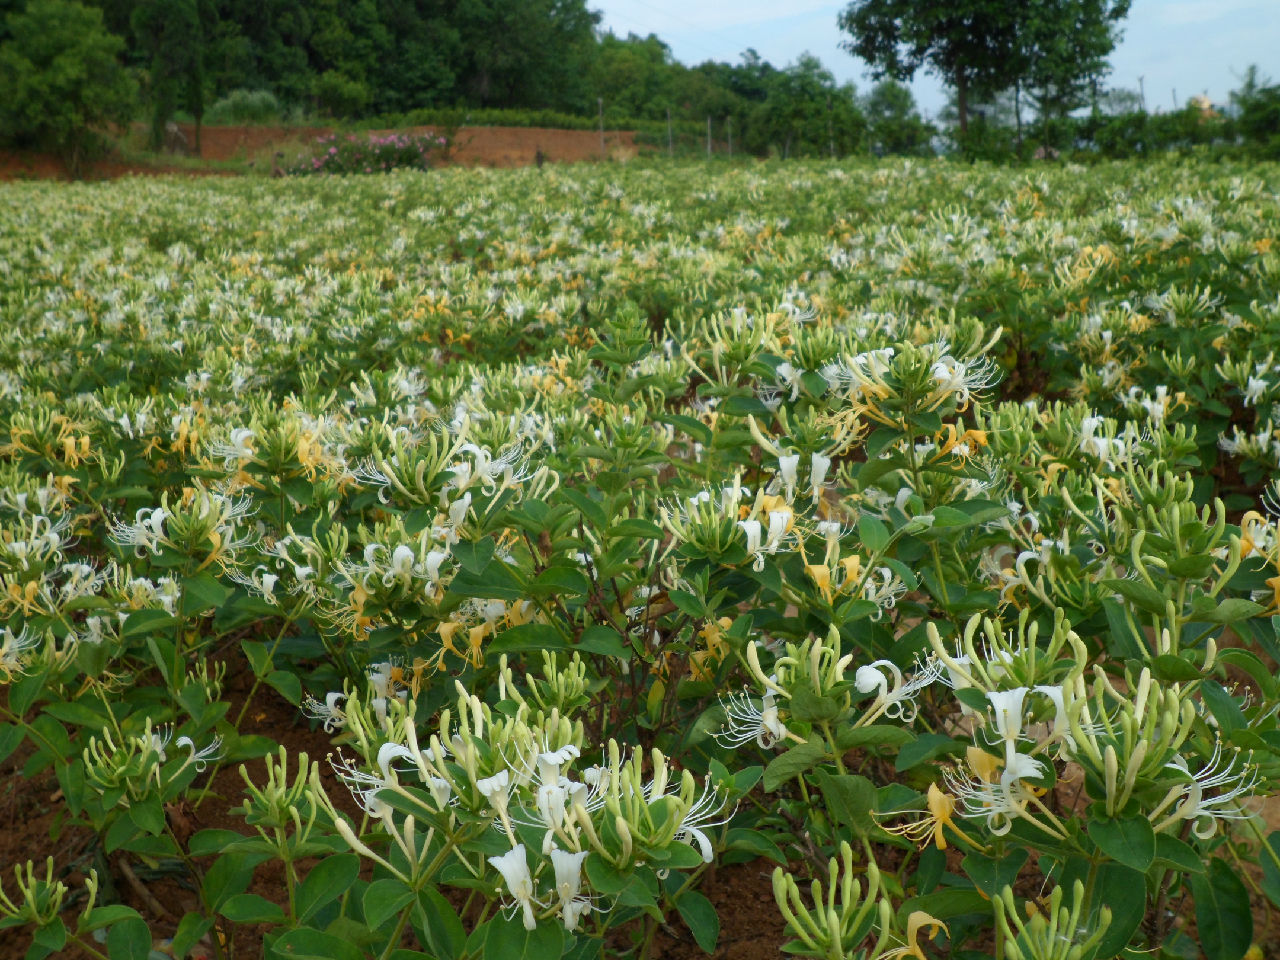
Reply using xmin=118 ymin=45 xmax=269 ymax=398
xmin=2 ymin=158 xmax=1280 ymax=960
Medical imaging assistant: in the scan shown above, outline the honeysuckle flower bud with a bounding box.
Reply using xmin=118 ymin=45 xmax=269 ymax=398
xmin=488 ymin=844 xmax=538 ymax=930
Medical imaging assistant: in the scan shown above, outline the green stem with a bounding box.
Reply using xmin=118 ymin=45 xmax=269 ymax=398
xmin=234 ymin=613 xmax=298 ymax=729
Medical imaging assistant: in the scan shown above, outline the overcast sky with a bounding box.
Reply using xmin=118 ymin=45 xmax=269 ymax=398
xmin=588 ymin=0 xmax=1280 ymax=118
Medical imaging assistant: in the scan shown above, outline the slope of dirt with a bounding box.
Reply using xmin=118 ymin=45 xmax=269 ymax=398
xmin=0 ymin=125 xmax=642 ymax=181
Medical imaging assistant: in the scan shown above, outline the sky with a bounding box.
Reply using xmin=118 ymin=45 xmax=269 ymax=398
xmin=588 ymin=0 xmax=1280 ymax=119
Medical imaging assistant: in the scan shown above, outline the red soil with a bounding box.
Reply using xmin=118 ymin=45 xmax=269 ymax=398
xmin=0 ymin=124 xmax=641 ymax=181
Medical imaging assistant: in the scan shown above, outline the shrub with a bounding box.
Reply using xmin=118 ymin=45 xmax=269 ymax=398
xmin=287 ymin=131 xmax=448 ymax=175
xmin=205 ymin=88 xmax=282 ymax=126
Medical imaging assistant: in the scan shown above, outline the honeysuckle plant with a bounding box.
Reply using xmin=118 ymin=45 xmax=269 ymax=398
xmin=2 ymin=157 xmax=1280 ymax=960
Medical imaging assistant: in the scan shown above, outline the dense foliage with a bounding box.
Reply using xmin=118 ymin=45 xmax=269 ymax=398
xmin=2 ymin=157 xmax=1280 ymax=959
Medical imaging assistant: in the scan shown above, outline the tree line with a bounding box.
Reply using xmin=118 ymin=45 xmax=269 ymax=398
xmin=0 ymin=0 xmax=933 ymax=168
xmin=0 ymin=0 xmax=1275 ymax=174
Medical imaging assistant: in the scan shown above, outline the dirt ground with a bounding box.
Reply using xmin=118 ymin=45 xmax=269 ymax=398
xmin=0 ymin=124 xmax=641 ymax=181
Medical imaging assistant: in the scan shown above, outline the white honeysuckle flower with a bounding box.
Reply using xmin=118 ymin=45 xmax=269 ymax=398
xmin=175 ymin=734 xmax=224 ymax=772
xmin=301 ymin=692 xmax=347 ymax=733
xmin=535 ymin=745 xmax=581 ymax=785
xmin=0 ymin=626 xmax=40 ymax=677
xmin=810 ymin=452 xmax=831 ymax=501
xmin=945 ymin=751 xmax=1046 ymax=836
xmin=777 ymin=453 xmax=800 ymax=500
xmin=477 ymin=769 xmax=513 ymax=820
xmin=738 ymin=519 xmax=764 ymax=569
xmin=673 ymin=776 xmax=734 ymax=863
xmin=715 ymin=687 xmax=788 ymax=749
xmin=1160 ymin=742 xmax=1261 ymax=839
xmin=549 ymin=848 xmax=591 ymax=931
xmin=854 ymin=657 xmax=944 ymax=722
xmin=488 ymin=844 xmax=539 ymax=930
xmin=986 ymin=687 xmax=1030 ymax=761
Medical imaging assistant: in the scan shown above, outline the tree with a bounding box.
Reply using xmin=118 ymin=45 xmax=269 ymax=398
xmin=0 ymin=0 xmax=137 ymax=176
xmin=838 ymin=0 xmax=1129 ymax=139
xmin=838 ymin=0 xmax=1022 ymax=135
xmin=132 ymin=0 xmax=207 ymax=151
xmin=862 ymin=79 xmax=934 ymax=155
xmin=1017 ymin=0 xmax=1130 ymax=146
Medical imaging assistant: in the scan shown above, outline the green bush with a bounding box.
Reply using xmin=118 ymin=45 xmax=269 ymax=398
xmin=205 ymin=88 xmax=282 ymax=126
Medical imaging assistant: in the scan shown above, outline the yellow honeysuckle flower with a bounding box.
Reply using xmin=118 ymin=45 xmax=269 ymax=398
xmin=882 ymin=911 xmax=950 ymax=960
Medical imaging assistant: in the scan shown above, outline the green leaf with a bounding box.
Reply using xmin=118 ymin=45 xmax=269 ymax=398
xmin=453 ymin=538 xmax=495 ymax=574
xmin=1103 ymin=578 xmax=1168 ymax=616
xmin=1154 ymin=833 xmax=1205 ymax=875
xmin=835 ymin=724 xmax=915 ymax=750
xmin=121 ymin=608 xmax=178 ymax=639
xmin=1205 ymin=598 xmax=1265 ymax=624
xmin=1150 ymin=654 xmax=1203 ymax=683
xmin=608 ymin=518 xmax=664 ymax=540
xmin=577 ymin=625 xmax=628 ymax=659
xmin=897 ymin=888 xmax=991 ymax=923
xmin=1200 ymin=680 xmax=1246 ymax=735
xmin=414 ymin=886 xmax=465 ymax=959
xmin=895 ymin=734 xmax=963 ymax=772
xmin=489 ymin=623 xmax=568 ymax=654
xmin=763 ymin=741 xmax=828 ymax=790
xmin=1191 ymin=858 xmax=1253 ymax=960
xmin=220 ymin=893 xmax=286 ymax=924
xmin=105 ymin=916 xmax=151 ymax=960
xmin=962 ymin=848 xmax=1027 ymax=899
xmin=813 ymin=772 xmax=875 ymax=835
xmin=76 ymin=905 xmax=141 ymax=934
xmin=1088 ymin=815 xmax=1155 ymax=872
xmin=531 ymin=564 xmax=590 ymax=597
xmin=360 ymin=879 xmax=413 ymax=931
xmin=266 ymin=669 xmax=303 ymax=705
xmin=184 ymin=571 xmax=232 ymax=614
xmin=1261 ymin=832 xmax=1280 ymax=908
xmin=1101 ymin=597 xmax=1146 ymax=659
xmin=788 ymin=686 xmax=842 ymax=723
xmin=481 ymin=912 xmax=565 ymax=959
xmin=723 ymin=828 xmax=786 ymax=865
xmin=271 ymin=926 xmax=365 ymax=960
xmin=170 ymin=913 xmax=215 ymax=960
xmin=930 ymin=505 xmax=974 ymax=527
xmin=296 ymin=853 xmax=360 ymax=924
xmin=127 ymin=795 xmax=166 ymax=836
xmin=675 ymin=890 xmax=719 ymax=953
xmin=560 ymin=487 xmax=606 ymax=528
xmin=858 ymin=515 xmax=890 ymax=553
xmin=1091 ymin=863 xmax=1146 ymax=957
xmin=32 ymin=917 xmax=66 ymax=953
xmin=42 ymin=701 xmax=107 ymax=728
xmin=202 ymin=851 xmax=270 ymax=912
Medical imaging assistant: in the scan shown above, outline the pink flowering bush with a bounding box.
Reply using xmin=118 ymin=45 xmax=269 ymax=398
xmin=288 ymin=131 xmax=449 ymax=175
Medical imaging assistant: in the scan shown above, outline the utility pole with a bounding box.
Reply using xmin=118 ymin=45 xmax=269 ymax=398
xmin=706 ymin=116 xmax=711 ymax=158
xmin=1172 ymin=87 xmax=1178 ymax=109
xmin=1138 ymin=75 xmax=1146 ymax=112
xmin=598 ymin=97 xmax=605 ymax=157
xmin=666 ymin=107 xmax=673 ymax=157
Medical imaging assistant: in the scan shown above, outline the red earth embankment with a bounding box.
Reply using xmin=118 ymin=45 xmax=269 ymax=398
xmin=0 ymin=124 xmax=641 ymax=181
